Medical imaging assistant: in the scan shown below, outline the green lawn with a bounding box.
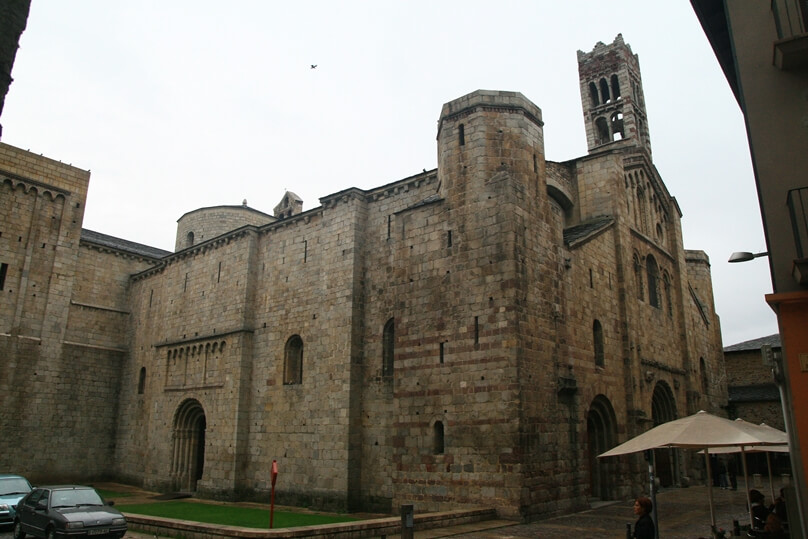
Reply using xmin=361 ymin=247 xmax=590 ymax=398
xmin=118 ymin=501 xmax=359 ymax=529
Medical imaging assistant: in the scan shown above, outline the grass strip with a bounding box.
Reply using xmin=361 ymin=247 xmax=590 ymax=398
xmin=118 ymin=501 xmax=358 ymax=529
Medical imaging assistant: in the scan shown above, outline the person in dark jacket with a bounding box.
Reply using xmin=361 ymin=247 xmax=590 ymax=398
xmin=633 ymin=496 xmax=655 ymax=539
xmin=750 ymin=489 xmax=770 ymax=530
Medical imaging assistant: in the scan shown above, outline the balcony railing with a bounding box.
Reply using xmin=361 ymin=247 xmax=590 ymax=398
xmin=773 ymin=0 xmax=808 ymax=39
xmin=772 ymin=0 xmax=808 ymax=69
xmin=787 ymin=187 xmax=808 ymax=259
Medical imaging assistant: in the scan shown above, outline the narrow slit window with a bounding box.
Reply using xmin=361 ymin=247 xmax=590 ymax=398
xmin=634 ymin=254 xmax=644 ymax=301
xmin=474 ymin=316 xmax=479 ymax=345
xmin=447 ymin=230 xmax=452 ymax=247
xmin=439 ymin=341 xmax=445 ymax=364
xmin=0 ymin=263 xmax=7 ymax=291
xmin=433 ymin=421 xmax=445 ymax=454
xmin=700 ymin=357 xmax=709 ymax=395
xmin=593 ymin=320 xmax=604 ymax=367
xmin=458 ymin=124 xmax=465 ymax=146
xmin=383 ymin=318 xmax=395 ymax=376
xmin=646 ymin=255 xmax=660 ymax=308
xmin=283 ymin=335 xmax=303 ymax=385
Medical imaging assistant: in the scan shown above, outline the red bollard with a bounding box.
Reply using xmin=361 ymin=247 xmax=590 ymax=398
xmin=270 ymin=460 xmax=278 ymax=528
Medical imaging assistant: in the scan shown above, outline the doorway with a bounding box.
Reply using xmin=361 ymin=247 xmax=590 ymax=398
xmin=171 ymin=398 xmax=207 ymax=492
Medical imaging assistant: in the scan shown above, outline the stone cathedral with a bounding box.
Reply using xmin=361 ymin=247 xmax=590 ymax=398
xmin=0 ymin=35 xmax=725 ymax=521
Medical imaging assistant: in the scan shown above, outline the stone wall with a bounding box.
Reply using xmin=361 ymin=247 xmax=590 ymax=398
xmin=0 ymin=36 xmax=729 ymax=523
xmin=725 ymin=347 xmax=783 ymax=430
xmin=0 ymin=144 xmax=127 ymax=482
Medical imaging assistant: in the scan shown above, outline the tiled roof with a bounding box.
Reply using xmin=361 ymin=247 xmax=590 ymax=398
xmin=81 ymin=229 xmax=171 ymax=260
xmin=723 ymin=333 xmax=781 ymax=353
xmin=728 ymin=383 xmax=781 ymax=403
xmin=563 ymin=216 xmax=614 ymax=247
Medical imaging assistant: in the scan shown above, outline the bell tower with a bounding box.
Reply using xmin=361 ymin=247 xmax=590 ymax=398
xmin=577 ymin=34 xmax=651 ymax=156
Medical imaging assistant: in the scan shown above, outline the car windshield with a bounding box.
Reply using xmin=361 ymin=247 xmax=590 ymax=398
xmin=50 ymin=489 xmax=104 ymax=508
xmin=0 ymin=478 xmax=31 ymax=496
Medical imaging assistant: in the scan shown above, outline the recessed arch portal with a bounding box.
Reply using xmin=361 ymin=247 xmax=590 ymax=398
xmin=651 ymin=381 xmax=679 ymax=486
xmin=587 ymin=395 xmax=618 ymax=500
xmin=171 ymin=398 xmax=207 ymax=492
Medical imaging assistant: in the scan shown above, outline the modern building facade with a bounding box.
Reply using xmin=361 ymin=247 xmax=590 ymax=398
xmin=691 ymin=1 xmax=808 ymax=533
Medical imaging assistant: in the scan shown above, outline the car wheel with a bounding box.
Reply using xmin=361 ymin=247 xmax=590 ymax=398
xmin=13 ymin=521 xmax=26 ymax=539
xmin=46 ymin=528 xmax=56 ymax=539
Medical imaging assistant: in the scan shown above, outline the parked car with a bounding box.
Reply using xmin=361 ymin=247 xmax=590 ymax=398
xmin=0 ymin=474 xmax=32 ymax=527
xmin=13 ymin=485 xmax=126 ymax=539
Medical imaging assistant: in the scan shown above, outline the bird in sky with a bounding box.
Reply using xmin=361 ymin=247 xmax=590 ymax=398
xmin=310 ymin=64 xmax=317 ymax=69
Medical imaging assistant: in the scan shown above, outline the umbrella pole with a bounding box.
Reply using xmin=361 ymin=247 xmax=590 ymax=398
xmin=767 ymin=451 xmax=775 ymax=503
xmin=649 ymin=451 xmax=658 ymax=539
xmin=741 ymin=447 xmax=753 ymax=529
xmin=705 ymin=448 xmax=716 ymax=528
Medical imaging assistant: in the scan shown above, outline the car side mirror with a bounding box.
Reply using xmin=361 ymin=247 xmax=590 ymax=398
xmin=36 ymin=501 xmax=47 ymax=510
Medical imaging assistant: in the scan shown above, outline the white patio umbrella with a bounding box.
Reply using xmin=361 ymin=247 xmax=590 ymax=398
xmin=701 ymin=444 xmax=788 ymax=503
xmin=599 ymin=411 xmax=785 ymax=530
xmin=700 ymin=420 xmax=789 ymax=527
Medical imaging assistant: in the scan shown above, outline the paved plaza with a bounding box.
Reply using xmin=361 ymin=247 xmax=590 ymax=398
xmin=0 ymin=479 xmax=781 ymax=539
xmin=439 ymin=483 xmax=761 ymax=538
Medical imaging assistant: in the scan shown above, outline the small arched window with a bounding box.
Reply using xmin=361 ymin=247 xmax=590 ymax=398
xmin=593 ymin=320 xmax=604 ymax=367
xmin=433 ymin=421 xmax=445 ymax=454
xmin=284 ymin=335 xmax=303 ymax=385
xmin=138 ymin=367 xmax=146 ymax=394
xmin=382 ymin=318 xmax=395 ymax=376
xmin=186 ymin=231 xmax=194 ymax=248
xmin=647 ymin=255 xmax=660 ymax=308
xmin=589 ymin=82 xmax=600 ymax=107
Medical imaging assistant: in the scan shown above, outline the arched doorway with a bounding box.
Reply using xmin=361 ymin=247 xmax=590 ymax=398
xmin=587 ymin=395 xmax=618 ymax=500
xmin=651 ymin=382 xmax=678 ymax=486
xmin=171 ymin=399 xmax=206 ymax=492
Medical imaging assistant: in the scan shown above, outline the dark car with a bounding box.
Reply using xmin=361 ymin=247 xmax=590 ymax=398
xmin=0 ymin=475 xmax=32 ymax=527
xmin=13 ymin=486 xmax=126 ymax=539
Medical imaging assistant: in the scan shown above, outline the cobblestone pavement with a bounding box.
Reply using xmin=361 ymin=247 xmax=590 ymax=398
xmin=457 ymin=484 xmax=765 ymax=539
xmin=0 ymin=479 xmax=785 ymax=539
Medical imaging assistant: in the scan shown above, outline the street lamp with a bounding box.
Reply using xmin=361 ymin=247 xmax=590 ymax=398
xmin=728 ymin=251 xmax=769 ymax=263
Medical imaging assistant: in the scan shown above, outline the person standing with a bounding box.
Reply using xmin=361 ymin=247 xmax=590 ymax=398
xmin=633 ymin=496 xmax=655 ymax=539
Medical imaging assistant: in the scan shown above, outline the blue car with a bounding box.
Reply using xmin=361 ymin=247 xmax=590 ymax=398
xmin=0 ymin=475 xmax=32 ymax=527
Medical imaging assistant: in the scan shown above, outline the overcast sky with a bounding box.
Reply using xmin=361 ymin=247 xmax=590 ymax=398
xmin=2 ymin=1 xmax=778 ymax=347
